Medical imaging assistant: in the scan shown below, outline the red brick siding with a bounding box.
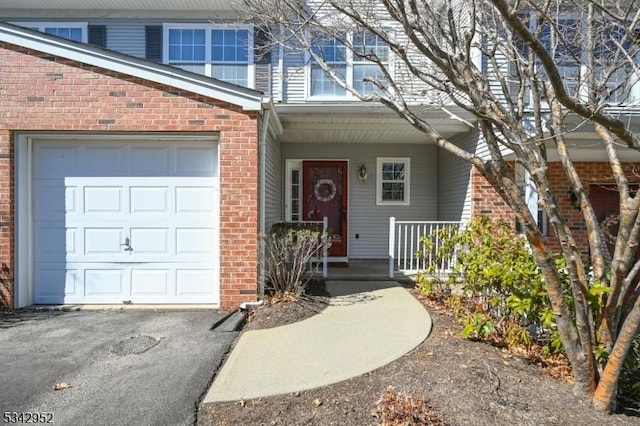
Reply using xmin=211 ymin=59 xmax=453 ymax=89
xmin=0 ymin=43 xmax=260 ymax=310
xmin=470 ymin=162 xmax=640 ymax=256
xmin=470 ymin=166 xmax=514 ymax=222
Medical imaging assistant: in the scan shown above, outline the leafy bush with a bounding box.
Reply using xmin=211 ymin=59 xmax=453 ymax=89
xmin=418 ymin=216 xmax=565 ymax=354
xmin=262 ymin=222 xmax=330 ymax=297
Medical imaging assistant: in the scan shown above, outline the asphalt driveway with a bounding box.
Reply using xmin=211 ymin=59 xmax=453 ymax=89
xmin=0 ymin=309 xmax=236 ymax=425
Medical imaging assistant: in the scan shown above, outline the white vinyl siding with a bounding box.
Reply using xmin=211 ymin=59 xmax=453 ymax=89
xmin=282 ymin=143 xmax=437 ymax=259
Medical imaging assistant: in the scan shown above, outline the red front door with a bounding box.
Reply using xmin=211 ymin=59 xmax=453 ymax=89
xmin=303 ymin=161 xmax=348 ymax=257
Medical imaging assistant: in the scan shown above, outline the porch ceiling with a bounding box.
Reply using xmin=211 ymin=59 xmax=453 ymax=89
xmin=275 ymin=103 xmax=475 ymax=144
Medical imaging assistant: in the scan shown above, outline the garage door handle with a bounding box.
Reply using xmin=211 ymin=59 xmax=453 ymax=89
xmin=120 ymin=237 xmax=130 ymax=248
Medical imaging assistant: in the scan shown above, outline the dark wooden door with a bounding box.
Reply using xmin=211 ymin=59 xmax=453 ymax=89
xmin=302 ymin=161 xmax=348 ymax=257
xmin=590 ymin=184 xmax=640 ymax=301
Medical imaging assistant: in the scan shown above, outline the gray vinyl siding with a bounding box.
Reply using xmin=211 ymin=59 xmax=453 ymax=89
xmin=264 ymin=128 xmax=282 ymax=232
xmin=437 ymin=133 xmax=476 ymax=222
xmin=282 ymin=143 xmax=438 ymax=259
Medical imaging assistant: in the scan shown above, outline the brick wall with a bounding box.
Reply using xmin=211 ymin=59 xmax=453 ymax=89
xmin=0 ymin=43 xmax=260 ymax=310
xmin=470 ymin=162 xmax=640 ymax=255
xmin=470 ymin=166 xmax=514 ymax=222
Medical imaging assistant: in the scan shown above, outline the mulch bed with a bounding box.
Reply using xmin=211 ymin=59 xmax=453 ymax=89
xmin=198 ymin=282 xmax=640 ymax=426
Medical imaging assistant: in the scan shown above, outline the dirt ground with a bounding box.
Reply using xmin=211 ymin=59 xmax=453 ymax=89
xmin=198 ymin=284 xmax=640 ymax=426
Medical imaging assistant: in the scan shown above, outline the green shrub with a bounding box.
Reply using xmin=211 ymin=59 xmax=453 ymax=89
xmin=262 ymin=222 xmax=330 ymax=297
xmin=419 ymin=216 xmax=564 ymax=354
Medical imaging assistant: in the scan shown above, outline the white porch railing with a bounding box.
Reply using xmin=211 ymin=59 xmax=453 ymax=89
xmin=302 ymin=216 xmax=329 ymax=278
xmin=388 ymin=217 xmax=465 ymax=278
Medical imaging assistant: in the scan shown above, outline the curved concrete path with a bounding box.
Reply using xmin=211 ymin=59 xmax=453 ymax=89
xmin=203 ymin=281 xmax=432 ymax=403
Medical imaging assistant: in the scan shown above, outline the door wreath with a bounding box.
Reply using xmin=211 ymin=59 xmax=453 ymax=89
xmin=314 ymin=179 xmax=337 ymax=202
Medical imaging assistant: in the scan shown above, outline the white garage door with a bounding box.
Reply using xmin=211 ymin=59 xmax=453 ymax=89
xmin=32 ymin=138 xmax=219 ymax=304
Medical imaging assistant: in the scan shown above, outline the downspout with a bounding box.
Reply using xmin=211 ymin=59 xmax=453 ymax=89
xmin=258 ymin=107 xmax=271 ymax=298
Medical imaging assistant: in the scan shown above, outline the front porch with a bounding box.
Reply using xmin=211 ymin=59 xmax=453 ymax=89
xmin=311 ymin=220 xmax=463 ymax=281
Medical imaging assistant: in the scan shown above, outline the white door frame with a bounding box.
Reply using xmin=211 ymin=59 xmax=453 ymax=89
xmin=15 ymin=132 xmax=219 ymax=308
xmin=284 ymin=158 xmax=350 ymax=262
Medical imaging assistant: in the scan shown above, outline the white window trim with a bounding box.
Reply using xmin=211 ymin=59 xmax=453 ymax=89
xmin=305 ymin=32 xmax=393 ymax=101
xmin=162 ymin=23 xmax=255 ymax=89
xmin=12 ymin=22 xmax=88 ymax=43
xmin=285 ymin=159 xmax=303 ymax=221
xmin=516 ymin=14 xmax=640 ymax=104
xmin=376 ymin=157 xmax=410 ymax=206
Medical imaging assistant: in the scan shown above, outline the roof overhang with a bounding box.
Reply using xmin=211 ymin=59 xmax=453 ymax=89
xmin=274 ymin=103 xmax=476 ymax=144
xmin=0 ymin=22 xmax=263 ymax=111
xmin=0 ymin=1 xmax=242 ymax=19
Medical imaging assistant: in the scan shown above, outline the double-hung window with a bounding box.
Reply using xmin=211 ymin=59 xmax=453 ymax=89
xmin=309 ymin=31 xmax=390 ymax=98
xmin=15 ymin=22 xmax=87 ymax=42
xmin=377 ymin=158 xmax=410 ymax=205
xmin=539 ymin=18 xmax=581 ymax=96
xmin=310 ymin=35 xmax=347 ymax=97
xmin=164 ymin=25 xmax=254 ymax=88
xmin=353 ymin=31 xmax=389 ymax=95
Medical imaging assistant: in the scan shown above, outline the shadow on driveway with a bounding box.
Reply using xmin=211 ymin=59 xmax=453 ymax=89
xmin=0 ymin=309 xmax=236 ymax=425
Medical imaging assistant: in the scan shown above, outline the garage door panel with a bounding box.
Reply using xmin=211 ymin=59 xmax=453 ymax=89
xmin=130 ymin=187 xmax=169 ymax=214
xmin=176 ymin=228 xmax=215 ymax=254
xmin=130 ymin=228 xmax=169 ymax=254
xmin=84 ymin=187 xmax=124 ymax=214
xmin=84 ymin=228 xmax=126 ymax=255
xmin=176 ymin=186 xmax=215 ymax=213
xmin=82 ymin=146 xmax=125 ymax=175
xmin=131 ymin=269 xmax=170 ymax=296
xmin=131 ymin=147 xmax=170 ymax=175
xmin=34 ymin=266 xmax=78 ymax=303
xmin=176 ymin=146 xmax=217 ymax=176
xmin=33 ymin=139 xmax=219 ymax=305
xmin=33 ymin=182 xmax=68 ymax=220
xmin=34 ymin=146 xmax=78 ymax=178
xmin=176 ymin=269 xmax=215 ymax=296
xmin=84 ymin=269 xmax=125 ymax=296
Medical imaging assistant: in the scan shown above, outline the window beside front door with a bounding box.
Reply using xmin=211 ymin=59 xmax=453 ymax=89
xmin=376 ymin=157 xmax=410 ymax=205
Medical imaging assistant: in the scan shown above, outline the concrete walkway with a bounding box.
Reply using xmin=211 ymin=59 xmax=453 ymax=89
xmin=203 ymin=280 xmax=432 ymax=403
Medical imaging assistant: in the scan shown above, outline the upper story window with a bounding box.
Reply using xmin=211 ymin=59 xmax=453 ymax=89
xmin=309 ymin=31 xmax=390 ymax=99
xmin=506 ymin=14 xmax=637 ymax=103
xmin=14 ymin=22 xmax=87 ymax=43
xmin=376 ymin=157 xmax=410 ymax=205
xmin=164 ymin=24 xmax=254 ymax=88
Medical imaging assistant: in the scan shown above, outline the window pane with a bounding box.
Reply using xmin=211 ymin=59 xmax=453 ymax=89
xmin=213 ymin=65 xmax=248 ymax=86
xmin=382 ymin=183 xmax=405 ymax=201
xmin=310 ymin=64 xmax=346 ymax=96
xmin=168 ymin=29 xmax=206 ymax=62
xmin=354 ymin=64 xmax=387 ymax=95
xmin=44 ymin=27 xmax=83 ymax=42
xmin=172 ymin=63 xmax=206 ymax=75
xmin=212 ymin=29 xmax=249 ymax=63
xmin=313 ymin=37 xmax=346 ymax=62
xmin=353 ymin=31 xmax=389 ymax=62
